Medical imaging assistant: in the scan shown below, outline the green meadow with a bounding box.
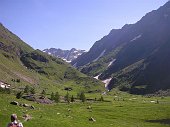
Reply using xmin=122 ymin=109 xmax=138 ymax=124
xmin=0 ymin=90 xmax=170 ymax=127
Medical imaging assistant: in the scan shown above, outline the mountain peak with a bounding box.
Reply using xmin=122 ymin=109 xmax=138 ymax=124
xmin=43 ymin=48 xmax=86 ymax=62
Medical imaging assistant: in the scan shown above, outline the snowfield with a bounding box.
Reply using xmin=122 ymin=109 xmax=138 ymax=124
xmin=130 ymin=34 xmax=142 ymax=42
xmin=102 ymin=78 xmax=112 ymax=88
xmin=93 ymin=50 xmax=106 ymax=62
xmin=107 ymin=59 xmax=116 ymax=67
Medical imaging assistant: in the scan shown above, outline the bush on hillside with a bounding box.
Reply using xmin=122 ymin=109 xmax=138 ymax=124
xmin=16 ymin=91 xmax=23 ymax=99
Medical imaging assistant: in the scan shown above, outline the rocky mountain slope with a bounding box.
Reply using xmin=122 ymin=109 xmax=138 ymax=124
xmin=43 ymin=48 xmax=86 ymax=62
xmin=71 ymin=1 xmax=170 ymax=94
xmin=0 ymin=23 xmax=103 ymax=93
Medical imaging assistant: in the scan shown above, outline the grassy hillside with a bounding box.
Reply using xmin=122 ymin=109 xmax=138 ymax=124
xmin=0 ymin=23 xmax=33 ymax=55
xmin=0 ymin=23 xmax=104 ymax=95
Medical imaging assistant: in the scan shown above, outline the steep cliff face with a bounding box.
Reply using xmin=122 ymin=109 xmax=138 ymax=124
xmin=72 ymin=1 xmax=170 ymax=94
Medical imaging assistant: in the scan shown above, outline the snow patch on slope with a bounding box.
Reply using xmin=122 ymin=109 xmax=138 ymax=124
xmin=130 ymin=34 xmax=142 ymax=42
xmin=107 ymin=59 xmax=116 ymax=67
xmin=94 ymin=74 xmax=101 ymax=80
xmin=93 ymin=50 xmax=106 ymax=62
xmin=63 ymin=59 xmax=71 ymax=63
xmin=102 ymin=78 xmax=112 ymax=89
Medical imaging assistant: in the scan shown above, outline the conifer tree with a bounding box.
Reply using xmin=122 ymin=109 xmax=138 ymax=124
xmin=54 ymin=92 xmax=60 ymax=103
xmin=16 ymin=91 xmax=23 ymax=99
xmin=41 ymin=90 xmax=46 ymax=95
xmin=30 ymin=87 xmax=35 ymax=94
xmin=51 ymin=92 xmax=55 ymax=100
xmin=99 ymin=96 xmax=104 ymax=101
xmin=24 ymin=85 xmax=30 ymax=93
xmin=71 ymin=95 xmax=74 ymax=102
xmin=80 ymin=92 xmax=86 ymax=102
xmin=65 ymin=92 xmax=70 ymax=103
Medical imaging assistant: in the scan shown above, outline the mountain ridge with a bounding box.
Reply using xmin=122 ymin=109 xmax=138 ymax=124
xmin=43 ymin=48 xmax=86 ymax=62
xmin=71 ymin=1 xmax=170 ymax=94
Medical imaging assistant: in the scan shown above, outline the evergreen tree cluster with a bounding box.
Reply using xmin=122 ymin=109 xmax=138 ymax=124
xmin=24 ymin=85 xmax=35 ymax=94
xmin=51 ymin=92 xmax=60 ymax=103
xmin=77 ymin=92 xmax=86 ymax=102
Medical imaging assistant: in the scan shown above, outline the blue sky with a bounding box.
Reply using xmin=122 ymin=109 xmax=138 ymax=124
xmin=0 ymin=0 xmax=168 ymax=51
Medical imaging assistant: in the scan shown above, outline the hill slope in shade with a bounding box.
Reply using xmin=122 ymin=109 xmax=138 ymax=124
xmin=72 ymin=1 xmax=170 ymax=94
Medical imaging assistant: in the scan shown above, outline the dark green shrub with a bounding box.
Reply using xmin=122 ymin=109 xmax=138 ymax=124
xmin=16 ymin=91 xmax=23 ymax=99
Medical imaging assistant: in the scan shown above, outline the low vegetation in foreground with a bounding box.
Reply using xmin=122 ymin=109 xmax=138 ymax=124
xmin=0 ymin=89 xmax=170 ymax=127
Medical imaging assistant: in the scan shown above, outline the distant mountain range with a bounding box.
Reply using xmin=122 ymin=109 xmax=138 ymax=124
xmin=71 ymin=1 xmax=170 ymax=94
xmin=43 ymin=48 xmax=86 ymax=62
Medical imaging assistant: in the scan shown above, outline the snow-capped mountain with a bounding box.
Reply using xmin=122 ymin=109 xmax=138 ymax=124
xmin=43 ymin=48 xmax=86 ymax=62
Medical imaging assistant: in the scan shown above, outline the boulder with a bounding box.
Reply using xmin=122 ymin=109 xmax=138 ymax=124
xmin=89 ymin=117 xmax=96 ymax=122
xmin=23 ymin=114 xmax=32 ymax=121
xmin=64 ymin=87 xmax=73 ymax=91
xmin=87 ymin=106 xmax=92 ymax=109
xmin=23 ymin=104 xmax=30 ymax=107
xmin=22 ymin=95 xmax=36 ymax=101
xmin=10 ymin=101 xmax=19 ymax=105
xmin=30 ymin=105 xmax=35 ymax=109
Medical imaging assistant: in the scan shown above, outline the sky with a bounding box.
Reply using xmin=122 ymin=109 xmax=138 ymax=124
xmin=0 ymin=0 xmax=168 ymax=51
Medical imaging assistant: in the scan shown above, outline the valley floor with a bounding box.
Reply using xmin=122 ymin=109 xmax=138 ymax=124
xmin=0 ymin=92 xmax=170 ymax=127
